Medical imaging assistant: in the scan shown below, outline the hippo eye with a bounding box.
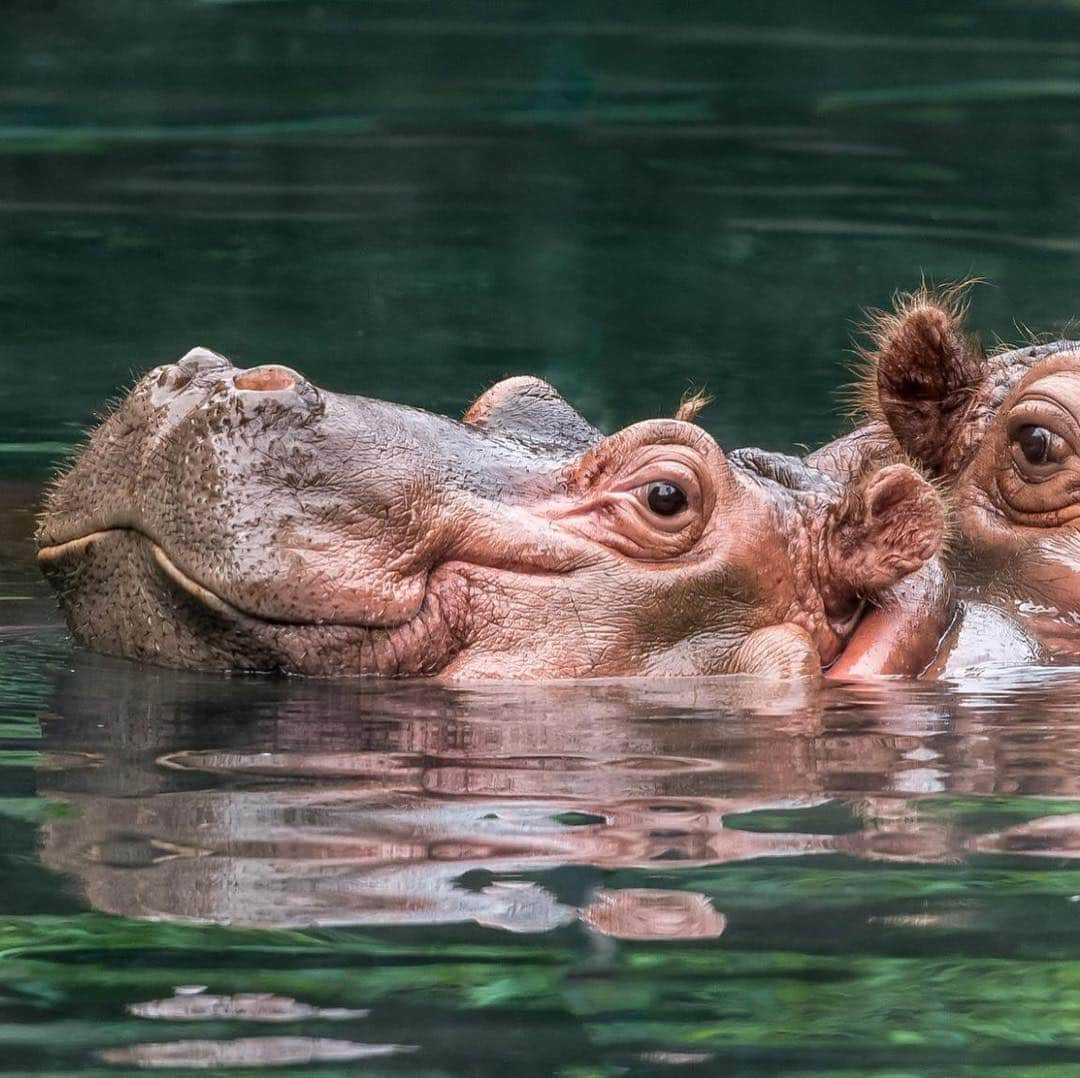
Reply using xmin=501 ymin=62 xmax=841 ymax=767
xmin=1012 ymin=423 xmax=1071 ymax=470
xmin=1017 ymin=424 xmax=1052 ymax=465
xmin=646 ymin=481 xmax=688 ymax=516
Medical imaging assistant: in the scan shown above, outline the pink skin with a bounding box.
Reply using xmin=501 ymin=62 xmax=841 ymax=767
xmin=825 ymin=559 xmax=958 ymax=679
xmin=812 ymin=285 xmax=1080 ymax=669
xmin=37 ymin=349 xmax=944 ymax=680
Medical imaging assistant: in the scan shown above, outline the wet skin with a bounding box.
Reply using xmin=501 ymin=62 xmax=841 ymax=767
xmin=36 ymin=348 xmax=944 ymax=679
xmin=812 ymin=286 xmax=1080 ymax=664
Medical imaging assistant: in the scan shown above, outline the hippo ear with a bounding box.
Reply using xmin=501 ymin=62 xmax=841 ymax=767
xmin=463 ymin=377 xmax=602 ymax=454
xmin=825 ymin=463 xmax=946 ymax=599
xmin=859 ymin=285 xmax=988 ymax=476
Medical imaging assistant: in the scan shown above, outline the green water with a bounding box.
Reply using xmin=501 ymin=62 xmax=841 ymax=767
xmin=12 ymin=635 xmax=1080 ymax=1076
xmin=9 ymin=1 xmax=1080 ymax=1074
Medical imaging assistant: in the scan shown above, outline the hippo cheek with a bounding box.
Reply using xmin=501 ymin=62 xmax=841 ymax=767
xmin=150 ymin=538 xmax=431 ymax=629
xmin=1031 ymin=530 xmax=1080 ymax=593
xmin=438 ymin=554 xmax=754 ymax=681
xmin=989 ymin=530 xmax=1080 ymax=656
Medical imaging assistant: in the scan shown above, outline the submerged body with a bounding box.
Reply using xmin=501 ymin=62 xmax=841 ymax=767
xmin=37 ymin=349 xmax=944 ymax=680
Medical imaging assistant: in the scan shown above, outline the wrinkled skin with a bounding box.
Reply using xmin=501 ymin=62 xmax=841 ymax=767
xmin=37 ymin=348 xmax=945 ymax=680
xmin=812 ymin=285 xmax=1080 ymax=663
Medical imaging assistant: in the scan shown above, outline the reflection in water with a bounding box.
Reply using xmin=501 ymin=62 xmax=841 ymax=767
xmin=99 ymin=1036 xmax=417 ymax=1069
xmin=580 ymin=889 xmax=727 ymax=941
xmin=39 ymin=670 xmax=823 ymax=933
xmin=11 ymin=623 xmax=1080 ymax=1070
xmin=36 ymin=659 xmax=1080 ymax=939
xmin=128 ymin=989 xmax=369 ymax=1022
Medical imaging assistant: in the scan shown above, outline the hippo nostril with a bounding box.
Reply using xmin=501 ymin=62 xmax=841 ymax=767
xmin=176 ymin=346 xmax=232 ymax=373
xmin=156 ymin=365 xmax=193 ymax=392
xmin=234 ymin=367 xmax=296 ymax=393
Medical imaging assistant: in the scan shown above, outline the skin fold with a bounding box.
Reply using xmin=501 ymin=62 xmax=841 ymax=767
xmin=37 ymin=348 xmax=945 ymax=680
xmin=812 ymin=283 xmax=1080 ymax=667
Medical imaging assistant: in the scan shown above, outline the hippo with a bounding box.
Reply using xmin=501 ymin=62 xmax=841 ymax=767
xmin=811 ymin=283 xmax=1080 ymax=665
xmin=36 ymin=348 xmax=945 ymax=679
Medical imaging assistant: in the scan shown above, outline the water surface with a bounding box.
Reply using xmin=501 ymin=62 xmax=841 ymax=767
xmin=9 ymin=1 xmax=1080 ymax=468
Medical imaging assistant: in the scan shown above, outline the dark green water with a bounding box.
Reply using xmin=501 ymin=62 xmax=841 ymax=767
xmin=9 ymin=1 xmax=1080 ymax=1074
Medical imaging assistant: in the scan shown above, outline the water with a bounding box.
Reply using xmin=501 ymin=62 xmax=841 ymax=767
xmin=14 ymin=597 xmax=1080 ymax=1076
xmin=11 ymin=1 xmax=1080 ymax=471
xmin=9 ymin=1 xmax=1080 ymax=1073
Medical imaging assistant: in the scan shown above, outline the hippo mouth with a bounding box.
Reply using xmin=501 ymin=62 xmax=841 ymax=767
xmin=40 ymin=531 xmax=246 ymax=621
xmin=37 ymin=527 xmax=473 ymax=676
xmin=39 ymin=528 xmax=375 ymax=627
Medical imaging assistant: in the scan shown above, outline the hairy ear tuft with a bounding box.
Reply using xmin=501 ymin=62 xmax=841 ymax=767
xmin=848 ymin=280 xmax=987 ymax=475
xmin=674 ymin=387 xmax=713 ymax=423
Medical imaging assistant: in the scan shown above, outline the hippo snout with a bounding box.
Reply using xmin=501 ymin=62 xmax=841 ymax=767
xmin=148 ymin=348 xmax=322 ymax=420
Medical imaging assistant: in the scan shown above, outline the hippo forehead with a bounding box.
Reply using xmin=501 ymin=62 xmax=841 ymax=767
xmin=728 ymin=446 xmax=842 ymax=498
xmin=985 ymin=339 xmax=1080 ymax=412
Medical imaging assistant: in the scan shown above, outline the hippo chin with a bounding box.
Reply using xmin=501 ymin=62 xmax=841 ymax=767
xmin=37 ymin=348 xmax=944 ymax=680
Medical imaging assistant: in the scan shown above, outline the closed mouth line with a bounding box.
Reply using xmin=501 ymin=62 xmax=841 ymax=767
xmin=36 ymin=527 xmax=392 ymax=629
xmin=38 ymin=528 xmax=255 ymax=621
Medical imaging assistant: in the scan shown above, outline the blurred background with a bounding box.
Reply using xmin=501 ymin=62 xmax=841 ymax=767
xmin=6 ymin=0 xmax=1080 ymax=478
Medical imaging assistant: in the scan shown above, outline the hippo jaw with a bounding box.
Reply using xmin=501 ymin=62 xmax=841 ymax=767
xmin=38 ymin=350 xmax=945 ymax=679
xmin=38 ymin=528 xmax=476 ymax=677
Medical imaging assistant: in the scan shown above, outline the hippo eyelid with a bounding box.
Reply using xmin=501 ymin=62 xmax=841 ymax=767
xmin=1006 ymin=396 xmax=1080 ymax=454
xmin=612 ymin=460 xmax=701 ymax=500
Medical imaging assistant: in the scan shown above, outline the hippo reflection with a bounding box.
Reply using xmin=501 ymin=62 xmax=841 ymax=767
xmin=36 ymin=657 xmax=1080 ymax=941
xmin=37 ymin=349 xmax=945 ymax=679
xmin=38 ymin=665 xmax=826 ymax=934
